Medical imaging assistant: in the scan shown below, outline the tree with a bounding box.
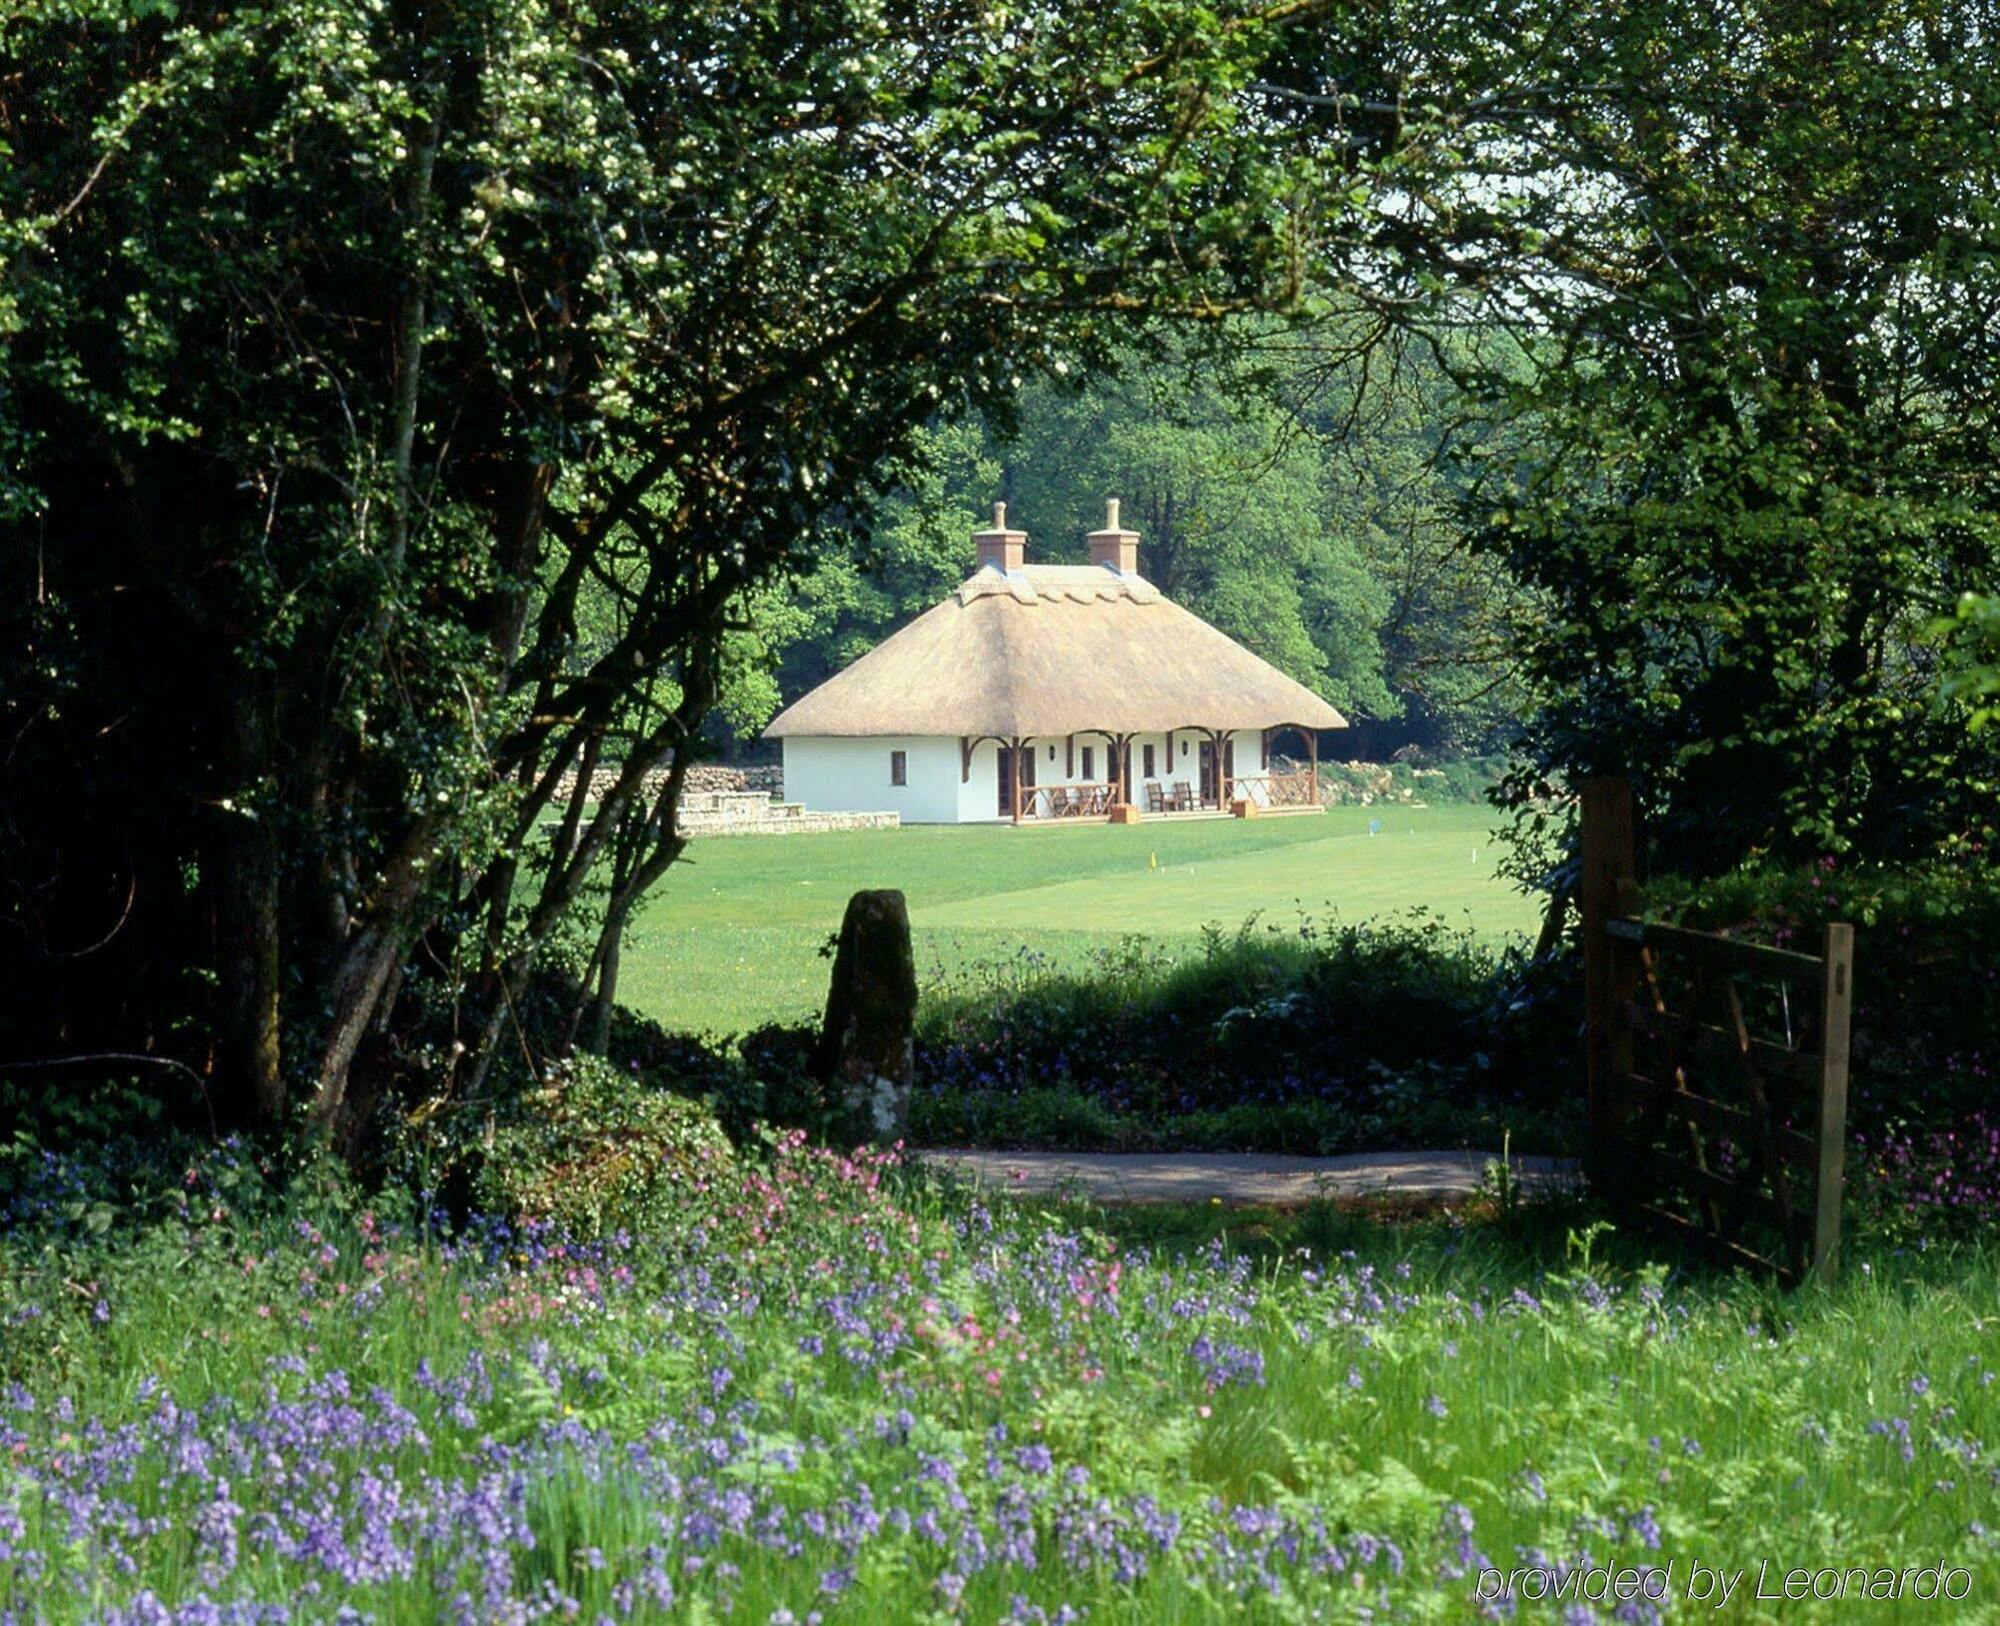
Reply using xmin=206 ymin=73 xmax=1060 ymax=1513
xmin=1410 ymin=0 xmax=2000 ymax=870
xmin=766 ymin=422 xmax=1000 ymax=710
xmin=3 ymin=0 xmax=1426 ymax=1135
xmin=1940 ymin=594 xmax=2000 ymax=735
xmin=1002 ymin=346 xmax=1397 ymax=718
xmin=1285 ymin=325 xmax=1527 ymax=755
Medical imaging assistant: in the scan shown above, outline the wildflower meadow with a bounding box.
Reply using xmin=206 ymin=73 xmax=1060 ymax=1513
xmin=4 ymin=1134 xmax=1998 ymax=1623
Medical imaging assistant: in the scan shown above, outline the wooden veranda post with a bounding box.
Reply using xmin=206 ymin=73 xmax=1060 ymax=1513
xmin=1306 ymin=728 xmax=1318 ymax=804
xmin=1811 ymin=922 xmax=1855 ymax=1281
xmin=1579 ymin=778 xmax=1638 ymax=1188
xmin=1009 ymin=737 xmax=1023 ymax=826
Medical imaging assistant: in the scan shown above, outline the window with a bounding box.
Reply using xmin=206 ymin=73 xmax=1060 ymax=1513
xmin=1081 ymin=745 xmax=1095 ymax=781
xmin=1142 ymin=743 xmax=1157 ymax=779
xmin=889 ymin=750 xmax=907 ymax=786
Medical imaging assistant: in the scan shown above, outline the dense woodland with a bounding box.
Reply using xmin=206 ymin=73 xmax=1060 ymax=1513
xmin=3 ymin=0 xmax=1998 ymax=1142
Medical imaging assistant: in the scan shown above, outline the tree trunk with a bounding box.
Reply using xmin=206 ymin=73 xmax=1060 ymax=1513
xmin=584 ymin=924 xmax=621 ymax=1056
xmin=215 ymin=821 xmax=284 ymax=1127
xmin=216 ymin=682 xmax=285 ymax=1126
xmin=306 ymin=815 xmax=435 ymax=1135
xmin=308 ymin=924 xmax=404 ymax=1137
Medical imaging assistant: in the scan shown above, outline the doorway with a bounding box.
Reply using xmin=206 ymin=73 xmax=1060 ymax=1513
xmin=996 ymin=744 xmax=1036 ymax=815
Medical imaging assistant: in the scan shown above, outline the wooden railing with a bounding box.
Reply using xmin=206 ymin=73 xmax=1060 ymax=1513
xmin=1227 ymin=771 xmax=1321 ymax=808
xmin=1021 ymin=770 xmax=1323 ymax=819
xmin=1025 ymin=782 xmax=1117 ymax=819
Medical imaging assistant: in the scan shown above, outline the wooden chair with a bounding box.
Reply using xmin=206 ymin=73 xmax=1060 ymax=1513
xmin=1045 ymin=786 xmax=1074 ymax=819
xmin=1144 ymin=782 xmax=1166 ymax=815
xmin=1169 ymin=780 xmax=1195 ymax=812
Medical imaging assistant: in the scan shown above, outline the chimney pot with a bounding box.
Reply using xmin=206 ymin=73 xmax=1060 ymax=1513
xmin=1087 ymin=496 xmax=1140 ymax=575
xmin=973 ymin=499 xmax=1027 ymax=574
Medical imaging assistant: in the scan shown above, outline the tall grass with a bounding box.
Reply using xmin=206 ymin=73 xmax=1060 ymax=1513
xmin=3 ymin=1139 xmax=1996 ymax=1621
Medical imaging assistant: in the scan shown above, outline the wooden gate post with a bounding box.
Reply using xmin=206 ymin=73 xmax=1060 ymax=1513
xmin=1579 ymin=778 xmax=1638 ymax=1188
xmin=1809 ymin=922 xmax=1855 ymax=1281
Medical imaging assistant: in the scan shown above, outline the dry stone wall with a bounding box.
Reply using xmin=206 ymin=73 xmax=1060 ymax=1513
xmin=541 ymin=768 xmax=897 ymax=837
xmin=676 ymin=790 xmax=898 ymax=838
xmin=551 ymin=760 xmax=783 ymax=803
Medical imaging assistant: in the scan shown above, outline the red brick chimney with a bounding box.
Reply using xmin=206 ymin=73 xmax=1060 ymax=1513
xmin=1087 ymin=497 xmax=1139 ymax=574
xmin=973 ymin=500 xmax=1026 ymax=574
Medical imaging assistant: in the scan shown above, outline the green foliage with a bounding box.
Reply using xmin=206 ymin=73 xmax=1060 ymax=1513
xmin=912 ymin=911 xmax=1576 ymax=1152
xmin=470 ymin=1054 xmax=733 ymax=1237
xmin=1442 ymin=1 xmax=2000 ymax=873
xmin=4 ymin=0 xmax=1379 ymax=1132
xmin=767 ymin=421 xmax=1002 ymax=713
xmin=1939 ymin=592 xmax=2000 ymax=732
xmin=0 ymin=1127 xmax=378 ymax=1255
xmin=1004 ymin=344 xmax=1398 ymax=718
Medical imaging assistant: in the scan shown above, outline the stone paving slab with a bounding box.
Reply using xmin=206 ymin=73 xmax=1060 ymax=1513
xmin=919 ymin=1148 xmax=1579 ymax=1206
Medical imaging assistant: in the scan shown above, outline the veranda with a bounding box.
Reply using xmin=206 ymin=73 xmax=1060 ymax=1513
xmin=993 ymin=725 xmax=1324 ymax=823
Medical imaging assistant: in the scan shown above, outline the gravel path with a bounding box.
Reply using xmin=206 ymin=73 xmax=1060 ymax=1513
xmin=918 ymin=1148 xmax=1578 ymax=1206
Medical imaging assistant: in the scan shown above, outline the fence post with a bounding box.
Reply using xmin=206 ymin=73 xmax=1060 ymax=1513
xmin=1809 ymin=921 xmax=1855 ymax=1281
xmin=1579 ymin=778 xmax=1637 ymax=1188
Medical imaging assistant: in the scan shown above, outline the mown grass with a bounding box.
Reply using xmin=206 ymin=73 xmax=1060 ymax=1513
xmin=5 ymin=1141 xmax=1998 ymax=1622
xmin=623 ymin=805 xmax=1535 ymax=1032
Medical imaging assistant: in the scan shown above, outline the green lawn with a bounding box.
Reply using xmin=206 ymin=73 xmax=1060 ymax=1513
xmin=623 ymin=804 xmax=1537 ymax=1032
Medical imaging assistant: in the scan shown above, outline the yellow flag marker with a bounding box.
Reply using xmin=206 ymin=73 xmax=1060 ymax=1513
xmin=1148 ymin=850 xmax=1158 ymax=873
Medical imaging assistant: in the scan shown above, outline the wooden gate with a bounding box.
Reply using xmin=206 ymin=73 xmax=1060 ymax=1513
xmin=1581 ymin=780 xmax=1855 ymax=1281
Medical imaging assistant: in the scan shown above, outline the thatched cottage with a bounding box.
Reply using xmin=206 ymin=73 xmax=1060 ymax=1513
xmin=764 ymin=501 xmax=1346 ymax=824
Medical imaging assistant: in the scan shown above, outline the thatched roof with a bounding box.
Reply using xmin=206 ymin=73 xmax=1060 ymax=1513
xmin=765 ymin=562 xmax=1348 ymax=739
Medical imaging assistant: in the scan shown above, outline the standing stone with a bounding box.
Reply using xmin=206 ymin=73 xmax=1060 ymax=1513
xmin=812 ymin=889 xmax=918 ymax=1144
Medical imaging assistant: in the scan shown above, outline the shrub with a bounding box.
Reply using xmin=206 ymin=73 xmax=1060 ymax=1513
xmin=1649 ymin=856 xmax=2000 ymax=1130
xmin=911 ymin=912 xmax=1578 ymax=1152
xmin=1641 ymin=856 xmax=2000 ymax=1238
xmin=470 ymin=1054 xmax=734 ymax=1236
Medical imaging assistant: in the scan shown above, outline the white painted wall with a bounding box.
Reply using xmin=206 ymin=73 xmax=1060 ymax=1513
xmin=782 ymin=735 xmax=962 ymax=823
xmin=784 ymin=728 xmax=1276 ymax=823
xmin=959 ymin=738 xmax=1002 ymax=821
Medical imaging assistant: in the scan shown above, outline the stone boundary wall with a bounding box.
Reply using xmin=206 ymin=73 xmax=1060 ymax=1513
xmin=539 ymin=772 xmax=897 ymax=838
xmin=551 ymin=760 xmax=783 ymax=803
xmin=676 ymin=789 xmax=898 ymax=838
